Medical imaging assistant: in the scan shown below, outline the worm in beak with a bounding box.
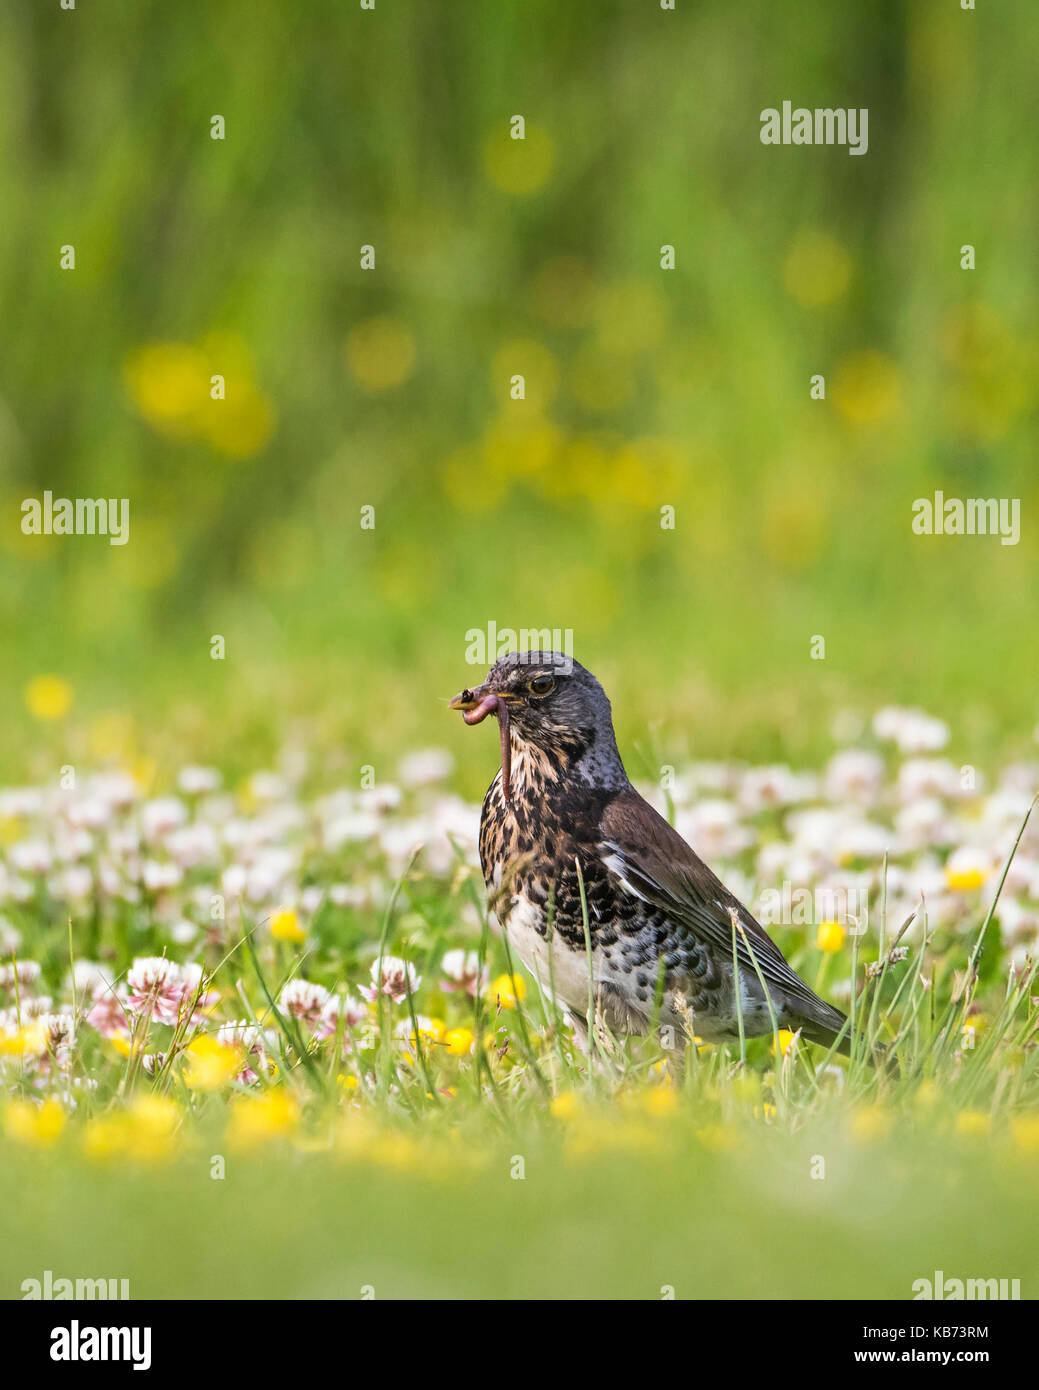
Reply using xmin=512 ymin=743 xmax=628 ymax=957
xmin=449 ymin=688 xmax=512 ymax=804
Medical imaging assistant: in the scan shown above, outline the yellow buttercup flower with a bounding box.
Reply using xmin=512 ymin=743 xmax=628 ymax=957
xmin=954 ymin=1110 xmax=991 ymax=1139
xmin=483 ymin=123 xmax=555 ymax=195
xmin=3 ymin=1098 xmax=66 ymax=1148
xmin=1009 ymin=1115 xmax=1039 ymax=1155
xmin=945 ymin=865 xmax=988 ymax=892
xmin=444 ymin=1027 xmax=475 ymax=1057
xmin=783 ymin=229 xmax=852 ymax=307
xmin=226 ymin=1090 xmax=300 ymax=1151
xmin=832 ymin=350 xmax=902 ymax=426
xmin=695 ymin=1124 xmax=738 ymax=1154
xmin=24 ymin=676 xmax=74 ymax=721
xmin=124 ymin=342 xmax=209 ymax=435
xmin=816 ymin=921 xmax=845 ymax=953
xmin=849 ymin=1106 xmax=893 ymax=1145
xmin=269 ymin=908 xmax=305 ymax=944
xmin=182 ymin=1035 xmax=243 ymax=1090
xmin=641 ymin=1087 xmax=679 ymax=1118
xmin=345 ymin=317 xmax=416 ymax=393
xmin=550 ymin=1092 xmax=579 ymax=1121
xmin=83 ymin=1096 xmax=182 ymax=1165
xmin=489 ymin=973 xmax=526 ymax=1010
xmin=0 ymin=1023 xmax=48 ymax=1058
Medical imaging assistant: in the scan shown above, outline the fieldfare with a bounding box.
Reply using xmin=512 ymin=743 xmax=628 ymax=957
xmin=450 ymin=651 xmax=853 ymax=1054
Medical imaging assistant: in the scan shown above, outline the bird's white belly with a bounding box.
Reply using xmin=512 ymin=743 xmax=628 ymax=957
xmin=498 ymin=893 xmax=599 ymax=1015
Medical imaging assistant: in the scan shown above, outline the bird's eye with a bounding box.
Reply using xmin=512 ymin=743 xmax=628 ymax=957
xmin=529 ymin=674 xmax=555 ymax=696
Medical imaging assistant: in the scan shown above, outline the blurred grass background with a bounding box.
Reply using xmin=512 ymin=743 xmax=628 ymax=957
xmin=4 ymin=1120 xmax=1038 ymax=1300
xmin=1 ymin=0 xmax=1036 ymax=786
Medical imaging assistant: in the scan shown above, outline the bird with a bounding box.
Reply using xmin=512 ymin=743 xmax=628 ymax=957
xmin=449 ymin=650 xmax=857 ymax=1056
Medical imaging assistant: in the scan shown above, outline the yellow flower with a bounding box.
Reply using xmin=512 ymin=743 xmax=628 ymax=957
xmin=783 ymin=229 xmax=852 ymax=307
xmin=849 ymin=1105 xmax=893 ymax=1145
xmin=0 ymin=1023 xmax=48 ymax=1058
xmin=226 ymin=1090 xmax=300 ymax=1151
xmin=695 ymin=1124 xmax=738 ymax=1154
xmin=444 ymin=1026 xmax=475 ymax=1057
xmin=772 ymin=1029 xmax=798 ymax=1057
xmin=24 ymin=675 xmax=74 ymax=721
xmin=345 ymin=317 xmax=416 ymax=393
xmin=3 ymin=1098 xmax=66 ymax=1148
xmin=915 ymin=1079 xmax=939 ymax=1110
xmin=83 ymin=1096 xmax=182 ymax=1165
xmin=816 ymin=921 xmax=845 ymax=953
xmin=549 ymin=1091 xmax=579 ymax=1121
xmin=945 ymin=865 xmax=988 ymax=892
xmin=832 ymin=350 xmax=902 ymax=426
xmin=732 ymin=1074 xmax=762 ymax=1103
xmin=337 ymin=1072 xmax=359 ymax=1091
xmin=642 ymin=1087 xmax=679 ymax=1119
xmin=182 ymin=1035 xmax=243 ymax=1090
xmin=1010 ymin=1115 xmax=1039 ymax=1155
xmin=488 ymin=973 xmax=526 ymax=1010
xmin=954 ymin=1110 xmax=991 ymax=1139
xmin=961 ymin=1015 xmax=988 ymax=1050
xmin=269 ymin=908 xmax=305 ymax=945
xmin=124 ymin=342 xmax=209 ymax=435
xmin=483 ymin=123 xmax=555 ymax=195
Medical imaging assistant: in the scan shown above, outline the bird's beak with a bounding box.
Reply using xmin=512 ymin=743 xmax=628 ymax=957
xmin=448 ymin=683 xmax=513 ymax=804
xmin=448 ymin=684 xmax=501 ymax=725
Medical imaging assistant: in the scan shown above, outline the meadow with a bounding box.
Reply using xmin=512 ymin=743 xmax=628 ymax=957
xmin=2 ymin=705 xmax=1038 ymax=1299
xmin=1 ymin=0 xmax=1037 ymax=1301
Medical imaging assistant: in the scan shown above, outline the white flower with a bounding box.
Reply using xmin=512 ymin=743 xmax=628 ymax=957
xmin=398 ymin=749 xmax=454 ymax=787
xmin=360 ymin=956 xmax=420 ymax=1005
xmin=142 ymin=860 xmax=184 ymax=893
xmin=9 ymin=840 xmax=53 ymax=875
xmin=824 ymin=749 xmax=885 ymax=803
xmin=872 ymin=707 xmax=949 ymax=754
xmin=278 ymin=979 xmax=331 ymax=1023
xmin=178 ymin=766 xmax=222 ymax=795
xmin=142 ymin=798 xmax=188 ymax=841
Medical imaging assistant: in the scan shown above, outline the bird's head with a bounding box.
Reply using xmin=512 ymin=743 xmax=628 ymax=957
xmin=449 ymin=652 xmax=622 ymax=800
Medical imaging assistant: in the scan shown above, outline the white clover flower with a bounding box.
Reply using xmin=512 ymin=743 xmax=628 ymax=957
xmin=824 ymin=749 xmax=885 ymax=803
xmin=178 ymin=766 xmax=222 ymax=796
xmin=9 ymin=840 xmax=53 ymax=875
xmin=278 ymin=978 xmax=331 ymax=1024
xmin=872 ymin=707 xmax=949 ymax=754
xmin=397 ymin=748 xmax=454 ymax=788
xmin=0 ymin=959 xmax=42 ymax=991
xmin=896 ymin=758 xmax=965 ymax=803
xmin=439 ymin=949 xmax=487 ymax=997
xmin=142 ymin=797 xmax=188 ymax=841
xmin=360 ymin=955 xmax=420 ymax=1005
xmin=0 ymin=917 xmax=23 ymax=955
xmin=738 ymin=766 xmax=817 ymax=813
xmin=165 ymin=823 xmax=219 ymax=869
xmin=142 ymin=860 xmax=184 ymax=893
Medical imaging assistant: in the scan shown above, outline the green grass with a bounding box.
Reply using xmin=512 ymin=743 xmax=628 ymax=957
xmin=2 ymin=796 xmax=1037 ymax=1299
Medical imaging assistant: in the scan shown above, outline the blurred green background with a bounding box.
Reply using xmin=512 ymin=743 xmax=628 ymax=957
xmin=1 ymin=0 xmax=1036 ymax=785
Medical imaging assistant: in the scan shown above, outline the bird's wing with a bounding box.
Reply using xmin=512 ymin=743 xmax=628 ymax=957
xmin=599 ymin=786 xmax=846 ymax=1032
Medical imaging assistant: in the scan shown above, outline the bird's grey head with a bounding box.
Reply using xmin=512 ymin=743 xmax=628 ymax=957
xmin=450 ymin=651 xmax=626 ymax=789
